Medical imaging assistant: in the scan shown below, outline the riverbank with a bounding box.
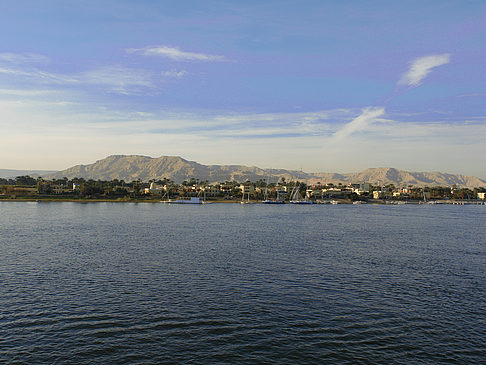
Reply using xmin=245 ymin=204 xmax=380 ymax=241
xmin=1 ymin=197 xmax=485 ymax=205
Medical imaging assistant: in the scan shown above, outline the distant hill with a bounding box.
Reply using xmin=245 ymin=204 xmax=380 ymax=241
xmin=43 ymin=155 xmax=486 ymax=188
xmin=0 ymin=169 xmax=56 ymax=179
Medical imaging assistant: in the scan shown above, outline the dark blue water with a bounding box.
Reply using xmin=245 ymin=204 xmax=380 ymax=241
xmin=0 ymin=202 xmax=485 ymax=364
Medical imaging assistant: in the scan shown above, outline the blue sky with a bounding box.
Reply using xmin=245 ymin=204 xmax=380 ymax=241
xmin=1 ymin=0 xmax=486 ymax=177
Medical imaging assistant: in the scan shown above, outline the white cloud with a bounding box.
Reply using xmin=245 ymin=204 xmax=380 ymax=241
xmin=0 ymin=52 xmax=49 ymax=64
xmin=0 ymin=66 xmax=30 ymax=76
xmin=0 ymin=65 xmax=78 ymax=83
xmin=0 ymin=88 xmax=57 ymax=96
xmin=399 ymin=54 xmax=451 ymax=87
xmin=333 ymin=107 xmax=386 ymax=139
xmin=127 ymin=45 xmax=228 ymax=62
xmin=0 ymin=63 xmax=155 ymax=94
xmin=162 ymin=69 xmax=187 ymax=78
xmin=1 ymin=96 xmax=486 ymax=178
xmin=80 ymin=66 xmax=155 ymax=94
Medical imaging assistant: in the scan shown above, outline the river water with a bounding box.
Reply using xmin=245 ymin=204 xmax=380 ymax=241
xmin=0 ymin=202 xmax=485 ymax=363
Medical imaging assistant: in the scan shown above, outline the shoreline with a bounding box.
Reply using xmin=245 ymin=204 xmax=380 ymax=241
xmin=1 ymin=197 xmax=484 ymax=205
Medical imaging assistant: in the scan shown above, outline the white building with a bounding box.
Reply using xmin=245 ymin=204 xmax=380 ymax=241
xmin=239 ymin=184 xmax=255 ymax=194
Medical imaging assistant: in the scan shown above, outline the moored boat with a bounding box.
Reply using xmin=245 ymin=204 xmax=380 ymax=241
xmin=261 ymin=177 xmax=285 ymax=204
xmin=169 ymin=197 xmax=203 ymax=204
xmin=262 ymin=199 xmax=285 ymax=204
xmin=289 ymin=181 xmax=313 ymax=204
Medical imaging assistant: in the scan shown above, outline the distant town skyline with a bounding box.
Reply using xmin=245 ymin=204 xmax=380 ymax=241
xmin=1 ymin=1 xmax=486 ymax=178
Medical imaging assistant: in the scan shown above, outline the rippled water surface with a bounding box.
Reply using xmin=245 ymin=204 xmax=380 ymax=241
xmin=0 ymin=202 xmax=485 ymax=364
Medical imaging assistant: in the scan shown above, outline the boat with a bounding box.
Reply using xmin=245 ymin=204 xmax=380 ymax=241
xmin=261 ymin=178 xmax=285 ymax=204
xmin=168 ymin=190 xmax=209 ymax=204
xmin=421 ymin=189 xmax=437 ymax=204
xmin=262 ymin=199 xmax=285 ymax=204
xmin=289 ymin=182 xmax=313 ymax=204
xmin=160 ymin=189 xmax=171 ymax=203
xmin=168 ymin=197 xmax=203 ymax=204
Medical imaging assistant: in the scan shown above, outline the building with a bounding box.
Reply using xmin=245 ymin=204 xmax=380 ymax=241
xmin=373 ymin=190 xmax=393 ymax=199
xmin=359 ymin=183 xmax=370 ymax=192
xmin=307 ymin=188 xmax=321 ymax=199
xmin=239 ymin=184 xmax=255 ymax=194
xmin=203 ymin=185 xmax=220 ymax=196
xmin=219 ymin=183 xmax=233 ymax=193
xmin=478 ymin=192 xmax=486 ymax=200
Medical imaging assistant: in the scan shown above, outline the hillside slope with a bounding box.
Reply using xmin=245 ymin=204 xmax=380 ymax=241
xmin=45 ymin=155 xmax=486 ymax=187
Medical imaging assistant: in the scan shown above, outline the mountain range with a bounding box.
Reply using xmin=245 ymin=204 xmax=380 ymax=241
xmin=0 ymin=169 xmax=56 ymax=179
xmin=43 ymin=155 xmax=486 ymax=188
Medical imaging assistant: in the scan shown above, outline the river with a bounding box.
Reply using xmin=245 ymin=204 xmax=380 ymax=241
xmin=0 ymin=202 xmax=484 ymax=363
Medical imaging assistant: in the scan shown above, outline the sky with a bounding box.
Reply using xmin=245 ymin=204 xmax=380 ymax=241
xmin=1 ymin=0 xmax=486 ymax=177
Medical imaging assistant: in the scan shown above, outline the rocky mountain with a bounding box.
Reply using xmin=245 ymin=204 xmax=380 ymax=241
xmin=0 ymin=169 xmax=56 ymax=179
xmin=341 ymin=168 xmax=486 ymax=188
xmin=44 ymin=155 xmax=486 ymax=188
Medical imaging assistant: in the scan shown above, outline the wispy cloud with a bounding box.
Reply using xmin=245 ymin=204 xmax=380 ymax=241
xmin=333 ymin=107 xmax=386 ymax=139
xmin=0 ymin=88 xmax=57 ymax=96
xmin=399 ymin=54 xmax=450 ymax=87
xmin=162 ymin=69 xmax=187 ymax=78
xmin=0 ymin=52 xmax=49 ymax=64
xmin=0 ymin=66 xmax=77 ymax=83
xmin=80 ymin=66 xmax=155 ymax=94
xmin=1 ymin=96 xmax=485 ymax=177
xmin=0 ymin=51 xmax=196 ymax=94
xmin=0 ymin=61 xmax=156 ymax=95
xmin=127 ymin=45 xmax=228 ymax=62
xmin=457 ymin=92 xmax=486 ymax=98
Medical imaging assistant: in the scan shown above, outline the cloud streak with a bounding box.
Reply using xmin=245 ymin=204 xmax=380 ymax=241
xmin=80 ymin=66 xmax=155 ymax=94
xmin=0 ymin=60 xmax=156 ymax=95
xmin=0 ymin=66 xmax=78 ymax=83
xmin=127 ymin=45 xmax=228 ymax=62
xmin=399 ymin=54 xmax=450 ymax=87
xmin=0 ymin=52 xmax=49 ymax=64
xmin=162 ymin=69 xmax=187 ymax=78
xmin=1 ymin=95 xmax=485 ymax=177
xmin=0 ymin=52 xmax=193 ymax=95
xmin=333 ymin=107 xmax=386 ymax=139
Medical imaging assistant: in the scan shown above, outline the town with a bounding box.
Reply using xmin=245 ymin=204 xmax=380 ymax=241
xmin=1 ymin=175 xmax=485 ymax=204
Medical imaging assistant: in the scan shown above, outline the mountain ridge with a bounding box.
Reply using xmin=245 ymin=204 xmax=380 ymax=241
xmin=44 ymin=155 xmax=486 ymax=188
xmin=0 ymin=169 xmax=57 ymax=179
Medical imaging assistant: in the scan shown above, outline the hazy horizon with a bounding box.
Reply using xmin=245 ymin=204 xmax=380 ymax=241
xmin=2 ymin=154 xmax=486 ymax=182
xmin=1 ymin=1 xmax=486 ymax=177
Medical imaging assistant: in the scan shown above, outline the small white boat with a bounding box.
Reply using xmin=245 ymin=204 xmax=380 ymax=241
xmin=289 ymin=200 xmax=313 ymax=204
xmin=261 ymin=200 xmax=285 ymax=204
xmin=169 ymin=197 xmax=203 ymax=204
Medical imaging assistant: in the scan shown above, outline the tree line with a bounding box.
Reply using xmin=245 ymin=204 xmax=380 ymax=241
xmin=1 ymin=175 xmax=485 ymax=201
